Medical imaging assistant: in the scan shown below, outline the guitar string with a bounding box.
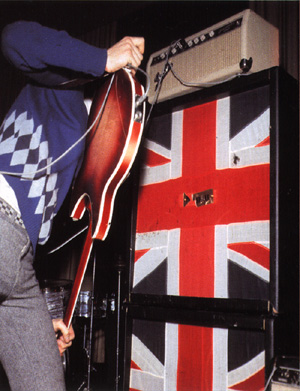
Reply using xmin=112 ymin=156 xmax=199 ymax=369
xmin=47 ymin=225 xmax=89 ymax=254
xmin=127 ymin=65 xmax=150 ymax=107
xmin=144 ymin=41 xmax=174 ymax=126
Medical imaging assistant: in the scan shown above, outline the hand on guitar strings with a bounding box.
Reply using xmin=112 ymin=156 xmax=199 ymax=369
xmin=105 ymin=36 xmax=145 ymax=73
xmin=52 ymin=318 xmax=75 ymax=356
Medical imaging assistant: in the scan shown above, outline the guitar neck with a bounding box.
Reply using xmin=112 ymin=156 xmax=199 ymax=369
xmin=64 ymin=218 xmax=94 ymax=328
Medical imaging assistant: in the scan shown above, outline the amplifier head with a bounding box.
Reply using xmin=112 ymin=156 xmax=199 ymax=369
xmin=146 ymin=9 xmax=279 ymax=104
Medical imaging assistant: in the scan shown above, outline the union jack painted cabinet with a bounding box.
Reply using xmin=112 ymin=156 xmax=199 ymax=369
xmin=120 ymin=67 xmax=299 ymax=391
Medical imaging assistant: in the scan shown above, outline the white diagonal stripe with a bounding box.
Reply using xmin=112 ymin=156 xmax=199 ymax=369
xmin=230 ymin=109 xmax=270 ymax=152
xmin=228 ymin=248 xmax=270 ymax=282
xmin=228 ymin=351 xmax=265 ymax=387
xmin=131 ymin=334 xmax=164 ymax=376
xmin=130 ymin=369 xmax=164 ymax=391
xmin=133 ymin=246 xmax=167 ymax=287
xmin=140 ymin=110 xmax=183 ymax=185
xmin=143 ymin=139 xmax=171 ymax=160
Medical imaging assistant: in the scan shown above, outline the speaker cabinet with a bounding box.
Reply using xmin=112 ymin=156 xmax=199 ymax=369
xmin=126 ymin=316 xmax=273 ymax=391
xmin=147 ymin=9 xmax=279 ymax=103
xmin=122 ymin=67 xmax=298 ymax=391
xmin=131 ymin=67 xmax=298 ymax=314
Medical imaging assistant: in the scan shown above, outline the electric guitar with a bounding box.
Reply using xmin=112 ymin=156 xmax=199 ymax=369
xmin=63 ymin=68 xmax=145 ymax=328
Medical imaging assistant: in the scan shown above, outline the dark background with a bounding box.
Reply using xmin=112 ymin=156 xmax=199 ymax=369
xmin=0 ymin=2 xmax=298 ymax=390
xmin=0 ymin=1 xmax=298 ymax=120
xmin=0 ymin=1 xmax=254 ymax=119
xmin=0 ymin=1 xmax=251 ymax=59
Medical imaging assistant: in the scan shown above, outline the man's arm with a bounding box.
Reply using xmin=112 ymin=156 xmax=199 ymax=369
xmin=1 ymin=21 xmax=144 ymax=84
xmin=105 ymin=36 xmax=144 ymax=73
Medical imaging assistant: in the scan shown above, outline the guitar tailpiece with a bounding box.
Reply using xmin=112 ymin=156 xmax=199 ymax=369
xmin=134 ymin=94 xmax=144 ymax=123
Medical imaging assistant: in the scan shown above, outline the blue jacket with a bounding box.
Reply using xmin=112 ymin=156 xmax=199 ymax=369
xmin=0 ymin=21 xmax=107 ymax=251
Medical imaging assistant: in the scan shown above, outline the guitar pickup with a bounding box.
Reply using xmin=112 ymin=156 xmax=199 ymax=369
xmin=192 ymin=189 xmax=214 ymax=207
